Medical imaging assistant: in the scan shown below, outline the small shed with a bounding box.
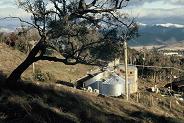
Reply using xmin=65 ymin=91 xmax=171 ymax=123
xmin=165 ymin=80 xmax=184 ymax=92
xmin=75 ymin=65 xmax=138 ymax=96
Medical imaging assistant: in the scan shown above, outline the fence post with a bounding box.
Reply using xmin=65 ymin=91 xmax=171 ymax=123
xmin=136 ymin=92 xmax=139 ymax=103
xmin=150 ymin=95 xmax=153 ymax=107
xmin=170 ymin=100 xmax=172 ymax=110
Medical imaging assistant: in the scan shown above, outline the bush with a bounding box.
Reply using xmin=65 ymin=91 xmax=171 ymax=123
xmin=15 ymin=40 xmax=28 ymax=53
xmin=33 ymin=68 xmax=56 ymax=82
xmin=33 ymin=68 xmax=46 ymax=82
xmin=45 ymin=72 xmax=56 ymax=82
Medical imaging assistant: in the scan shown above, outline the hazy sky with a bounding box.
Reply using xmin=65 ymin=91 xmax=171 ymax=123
xmin=127 ymin=0 xmax=184 ymax=24
xmin=0 ymin=0 xmax=28 ymax=17
xmin=0 ymin=0 xmax=184 ymax=28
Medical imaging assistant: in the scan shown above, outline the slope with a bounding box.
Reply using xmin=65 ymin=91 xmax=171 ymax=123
xmin=0 ymin=43 xmax=95 ymax=82
xmin=0 ymin=43 xmax=183 ymax=123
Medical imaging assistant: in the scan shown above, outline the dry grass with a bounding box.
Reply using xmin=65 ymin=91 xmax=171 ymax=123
xmin=1 ymin=82 xmax=183 ymax=123
xmin=23 ymin=61 xmax=95 ymax=82
xmin=0 ymin=43 xmax=96 ymax=82
xmin=132 ymin=79 xmax=184 ymax=121
xmin=0 ymin=43 xmax=184 ymax=123
xmin=0 ymin=43 xmax=25 ymax=75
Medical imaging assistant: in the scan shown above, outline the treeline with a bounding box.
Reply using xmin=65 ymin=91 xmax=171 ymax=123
xmin=0 ymin=28 xmax=40 ymax=53
xmin=127 ymin=47 xmax=184 ymax=82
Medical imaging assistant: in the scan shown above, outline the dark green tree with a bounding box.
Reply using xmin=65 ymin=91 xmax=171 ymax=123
xmin=6 ymin=0 xmax=138 ymax=85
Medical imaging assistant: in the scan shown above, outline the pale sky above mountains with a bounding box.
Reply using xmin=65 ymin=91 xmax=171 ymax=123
xmin=0 ymin=0 xmax=28 ymax=17
xmin=126 ymin=0 xmax=184 ymax=24
xmin=0 ymin=0 xmax=184 ymax=28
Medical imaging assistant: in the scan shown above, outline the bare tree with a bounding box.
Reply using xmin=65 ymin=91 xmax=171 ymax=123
xmin=5 ymin=0 xmax=138 ymax=85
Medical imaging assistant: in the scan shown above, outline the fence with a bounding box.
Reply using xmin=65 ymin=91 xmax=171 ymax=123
xmin=129 ymin=92 xmax=184 ymax=116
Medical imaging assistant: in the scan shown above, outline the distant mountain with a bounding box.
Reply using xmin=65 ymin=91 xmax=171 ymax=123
xmin=0 ymin=17 xmax=31 ymax=33
xmin=0 ymin=27 xmax=12 ymax=32
xmin=1 ymin=20 xmax=184 ymax=46
xmin=155 ymin=23 xmax=184 ymax=28
xmin=129 ymin=23 xmax=184 ymax=46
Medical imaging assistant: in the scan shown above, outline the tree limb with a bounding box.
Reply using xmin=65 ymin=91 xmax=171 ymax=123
xmin=86 ymin=0 xmax=97 ymax=8
xmin=0 ymin=17 xmax=38 ymax=29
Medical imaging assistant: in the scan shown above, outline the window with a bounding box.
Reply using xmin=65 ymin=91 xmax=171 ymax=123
xmin=120 ymin=69 xmax=125 ymax=73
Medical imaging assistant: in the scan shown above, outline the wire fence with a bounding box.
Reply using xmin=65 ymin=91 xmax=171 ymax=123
xmin=129 ymin=92 xmax=184 ymax=117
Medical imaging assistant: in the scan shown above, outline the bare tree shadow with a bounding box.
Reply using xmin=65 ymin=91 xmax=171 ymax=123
xmin=0 ymin=81 xmax=135 ymax=123
xmin=56 ymin=80 xmax=74 ymax=87
xmin=130 ymin=111 xmax=183 ymax=123
xmin=0 ymin=70 xmax=7 ymax=86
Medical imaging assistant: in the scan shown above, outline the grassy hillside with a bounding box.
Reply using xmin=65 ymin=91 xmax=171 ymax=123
xmin=0 ymin=43 xmax=184 ymax=123
xmin=0 ymin=43 xmax=96 ymax=82
xmin=0 ymin=81 xmax=183 ymax=123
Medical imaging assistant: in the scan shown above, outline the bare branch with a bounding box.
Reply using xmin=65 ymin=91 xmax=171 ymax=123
xmin=86 ymin=0 xmax=97 ymax=8
xmin=0 ymin=17 xmax=36 ymax=29
xmin=36 ymin=56 xmax=76 ymax=65
xmin=50 ymin=0 xmax=64 ymax=17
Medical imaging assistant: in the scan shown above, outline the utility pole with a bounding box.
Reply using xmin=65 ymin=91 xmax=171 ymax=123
xmin=29 ymin=40 xmax=36 ymax=76
xmin=124 ymin=40 xmax=129 ymax=101
xmin=33 ymin=62 xmax=35 ymax=75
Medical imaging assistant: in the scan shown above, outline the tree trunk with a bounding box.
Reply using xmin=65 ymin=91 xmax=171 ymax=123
xmin=6 ymin=39 xmax=44 ymax=86
xmin=6 ymin=57 xmax=35 ymax=85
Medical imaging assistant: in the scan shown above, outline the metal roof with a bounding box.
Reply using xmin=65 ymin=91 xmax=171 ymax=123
xmin=118 ymin=64 xmax=138 ymax=70
xmin=103 ymin=74 xmax=130 ymax=85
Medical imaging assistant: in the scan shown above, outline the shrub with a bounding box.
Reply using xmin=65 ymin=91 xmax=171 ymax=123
xmin=15 ymin=40 xmax=28 ymax=53
xmin=45 ymin=72 xmax=56 ymax=82
xmin=33 ymin=68 xmax=46 ymax=82
xmin=33 ymin=68 xmax=56 ymax=82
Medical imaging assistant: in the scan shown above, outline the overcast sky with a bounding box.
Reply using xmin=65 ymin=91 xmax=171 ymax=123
xmin=126 ymin=0 xmax=184 ymax=24
xmin=0 ymin=0 xmax=184 ymax=28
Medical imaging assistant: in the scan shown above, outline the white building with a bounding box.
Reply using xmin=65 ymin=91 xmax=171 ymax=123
xmin=163 ymin=52 xmax=179 ymax=56
xmin=76 ymin=65 xmax=138 ymax=97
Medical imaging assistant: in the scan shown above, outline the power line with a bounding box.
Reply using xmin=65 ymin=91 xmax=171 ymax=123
xmin=134 ymin=65 xmax=184 ymax=72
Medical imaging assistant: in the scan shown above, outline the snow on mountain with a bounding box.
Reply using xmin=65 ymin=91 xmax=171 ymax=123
xmin=138 ymin=23 xmax=147 ymax=26
xmin=129 ymin=22 xmax=184 ymax=46
xmin=155 ymin=23 xmax=184 ymax=28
